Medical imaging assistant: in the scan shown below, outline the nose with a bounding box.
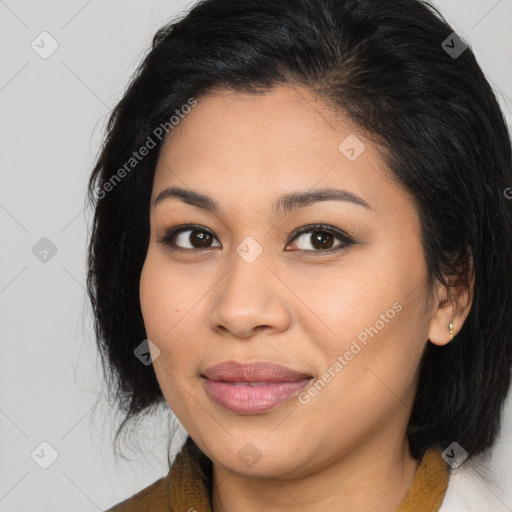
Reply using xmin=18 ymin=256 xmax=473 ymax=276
xmin=207 ymin=248 xmax=292 ymax=339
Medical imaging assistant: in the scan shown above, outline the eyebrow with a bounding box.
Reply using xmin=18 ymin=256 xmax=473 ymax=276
xmin=153 ymin=185 xmax=371 ymax=216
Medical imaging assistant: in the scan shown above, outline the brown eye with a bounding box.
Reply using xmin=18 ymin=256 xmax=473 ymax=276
xmin=304 ymin=230 xmax=335 ymax=250
xmin=158 ymin=225 xmax=221 ymax=250
xmin=171 ymin=228 xmax=221 ymax=249
xmin=158 ymin=223 xmax=356 ymax=254
xmin=287 ymin=224 xmax=355 ymax=253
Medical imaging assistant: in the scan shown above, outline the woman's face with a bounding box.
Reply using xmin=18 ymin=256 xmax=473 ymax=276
xmin=139 ymin=85 xmax=448 ymax=477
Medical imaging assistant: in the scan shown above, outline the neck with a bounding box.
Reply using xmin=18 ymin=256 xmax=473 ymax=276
xmin=211 ymin=435 xmax=420 ymax=512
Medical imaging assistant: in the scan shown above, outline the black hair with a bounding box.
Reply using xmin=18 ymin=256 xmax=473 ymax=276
xmin=86 ymin=0 xmax=512 ymax=465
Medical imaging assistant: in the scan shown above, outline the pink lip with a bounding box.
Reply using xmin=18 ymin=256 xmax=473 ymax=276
xmin=201 ymin=360 xmax=313 ymax=414
xmin=202 ymin=360 xmax=312 ymax=382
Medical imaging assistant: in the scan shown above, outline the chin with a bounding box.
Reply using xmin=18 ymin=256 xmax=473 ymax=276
xmin=201 ymin=433 xmax=314 ymax=479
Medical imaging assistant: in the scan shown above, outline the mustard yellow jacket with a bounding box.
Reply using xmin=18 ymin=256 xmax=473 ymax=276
xmin=105 ymin=436 xmax=449 ymax=512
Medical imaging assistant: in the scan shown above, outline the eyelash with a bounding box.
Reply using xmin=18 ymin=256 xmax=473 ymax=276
xmin=157 ymin=223 xmax=357 ymax=255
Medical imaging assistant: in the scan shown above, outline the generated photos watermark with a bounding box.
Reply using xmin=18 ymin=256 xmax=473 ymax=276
xmin=298 ymin=301 xmax=403 ymax=404
xmin=96 ymin=97 xmax=198 ymax=200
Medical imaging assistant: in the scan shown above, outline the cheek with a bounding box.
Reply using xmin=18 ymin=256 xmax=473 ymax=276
xmin=139 ymin=256 xmax=202 ymax=414
xmin=298 ymin=263 xmax=398 ymax=351
xmin=139 ymin=253 xmax=192 ymax=338
xmin=300 ymin=251 xmax=428 ymax=396
xmin=139 ymin=253 xmax=207 ymax=372
xmin=298 ymin=304 xmax=425 ymax=442
xmin=139 ymin=258 xmax=167 ymax=336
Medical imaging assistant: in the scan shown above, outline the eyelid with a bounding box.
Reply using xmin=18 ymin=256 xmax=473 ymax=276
xmin=157 ymin=223 xmax=217 ymax=249
xmin=157 ymin=222 xmax=358 ymax=254
xmin=288 ymin=223 xmax=353 ymax=244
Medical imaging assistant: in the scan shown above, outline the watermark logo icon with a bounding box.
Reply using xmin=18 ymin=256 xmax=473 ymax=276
xmin=236 ymin=236 xmax=263 ymax=264
xmin=31 ymin=441 xmax=59 ymax=469
xmin=31 ymin=32 xmax=59 ymax=59
xmin=441 ymin=441 xmax=468 ymax=469
xmin=338 ymin=134 xmax=366 ymax=161
xmin=32 ymin=237 xmax=58 ymax=263
xmin=134 ymin=339 xmax=161 ymax=365
xmin=236 ymin=442 xmax=262 ymax=468
xmin=441 ymin=32 xmax=468 ymax=59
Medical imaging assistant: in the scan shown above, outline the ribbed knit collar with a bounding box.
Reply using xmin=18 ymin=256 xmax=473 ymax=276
xmin=167 ymin=437 xmax=449 ymax=512
xmin=106 ymin=436 xmax=450 ymax=511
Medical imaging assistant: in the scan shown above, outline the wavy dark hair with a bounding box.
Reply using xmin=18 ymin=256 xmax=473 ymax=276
xmin=86 ymin=0 xmax=512 ymax=465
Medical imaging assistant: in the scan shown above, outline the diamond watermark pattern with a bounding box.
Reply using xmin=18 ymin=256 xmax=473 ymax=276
xmin=134 ymin=338 xmax=161 ymax=366
xmin=31 ymin=441 xmax=59 ymax=469
xmin=441 ymin=32 xmax=468 ymax=59
xmin=441 ymin=441 xmax=468 ymax=469
xmin=236 ymin=236 xmax=263 ymax=264
xmin=338 ymin=134 xmax=366 ymax=161
xmin=32 ymin=236 xmax=58 ymax=263
xmin=236 ymin=442 xmax=263 ymax=468
xmin=31 ymin=31 xmax=59 ymax=59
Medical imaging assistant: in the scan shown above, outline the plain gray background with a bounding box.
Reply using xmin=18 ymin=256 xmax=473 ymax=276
xmin=1 ymin=0 xmax=511 ymax=510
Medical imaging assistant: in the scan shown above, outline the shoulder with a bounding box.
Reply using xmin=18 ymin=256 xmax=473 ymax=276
xmin=103 ymin=472 xmax=169 ymax=512
xmin=103 ymin=436 xmax=212 ymax=512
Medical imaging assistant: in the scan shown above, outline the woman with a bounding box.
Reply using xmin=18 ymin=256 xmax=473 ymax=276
xmin=86 ymin=0 xmax=512 ymax=510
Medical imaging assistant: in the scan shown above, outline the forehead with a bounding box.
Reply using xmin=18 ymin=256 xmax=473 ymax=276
xmin=152 ymin=85 xmax=413 ymax=219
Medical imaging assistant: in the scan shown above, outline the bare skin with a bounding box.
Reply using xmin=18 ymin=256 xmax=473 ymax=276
xmin=139 ymin=85 xmax=473 ymax=512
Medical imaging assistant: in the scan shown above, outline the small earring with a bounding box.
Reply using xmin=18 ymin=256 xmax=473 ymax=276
xmin=449 ymin=320 xmax=454 ymax=341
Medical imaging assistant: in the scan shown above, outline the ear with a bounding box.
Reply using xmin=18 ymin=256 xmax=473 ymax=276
xmin=427 ymin=262 xmax=474 ymax=347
